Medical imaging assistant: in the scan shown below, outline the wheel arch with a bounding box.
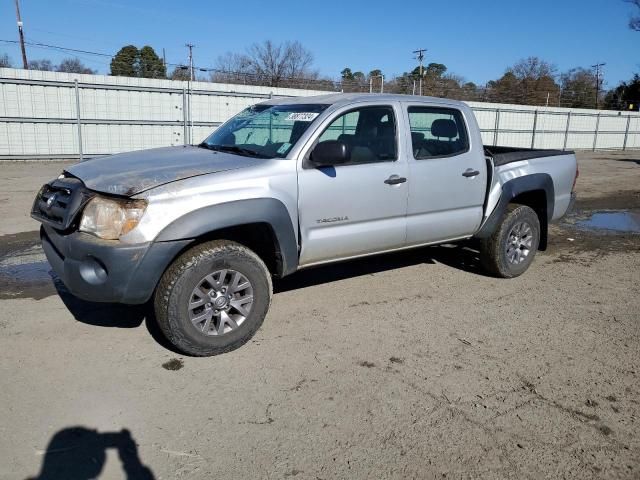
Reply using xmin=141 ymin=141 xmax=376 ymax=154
xmin=155 ymin=198 xmax=299 ymax=277
xmin=475 ymin=173 xmax=554 ymax=250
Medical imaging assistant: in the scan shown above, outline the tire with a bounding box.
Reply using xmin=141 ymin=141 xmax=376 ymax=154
xmin=480 ymin=204 xmax=540 ymax=278
xmin=154 ymin=240 xmax=272 ymax=356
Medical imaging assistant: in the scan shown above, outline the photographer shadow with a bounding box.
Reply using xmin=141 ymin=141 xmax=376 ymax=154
xmin=27 ymin=427 xmax=154 ymax=480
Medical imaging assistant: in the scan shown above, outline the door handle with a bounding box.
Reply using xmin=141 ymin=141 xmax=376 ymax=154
xmin=462 ymin=168 xmax=480 ymax=178
xmin=384 ymin=175 xmax=407 ymax=185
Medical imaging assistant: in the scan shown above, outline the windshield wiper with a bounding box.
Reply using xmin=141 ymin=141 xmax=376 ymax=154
xmin=198 ymin=143 xmax=269 ymax=158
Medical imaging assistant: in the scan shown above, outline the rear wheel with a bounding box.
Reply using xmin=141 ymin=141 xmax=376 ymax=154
xmin=480 ymin=204 xmax=540 ymax=278
xmin=154 ymin=240 xmax=272 ymax=356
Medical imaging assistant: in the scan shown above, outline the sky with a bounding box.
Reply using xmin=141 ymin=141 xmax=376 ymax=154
xmin=0 ymin=0 xmax=638 ymax=88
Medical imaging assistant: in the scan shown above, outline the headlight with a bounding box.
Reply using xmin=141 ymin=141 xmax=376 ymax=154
xmin=79 ymin=196 xmax=147 ymax=240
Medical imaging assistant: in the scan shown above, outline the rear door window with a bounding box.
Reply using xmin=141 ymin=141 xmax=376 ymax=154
xmin=407 ymin=107 xmax=469 ymax=159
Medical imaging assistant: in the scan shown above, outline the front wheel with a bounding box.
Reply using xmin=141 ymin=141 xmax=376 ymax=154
xmin=154 ymin=240 xmax=272 ymax=356
xmin=480 ymin=204 xmax=540 ymax=278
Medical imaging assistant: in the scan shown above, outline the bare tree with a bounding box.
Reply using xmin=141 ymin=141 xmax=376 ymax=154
xmin=560 ymin=68 xmax=598 ymax=108
xmin=628 ymin=0 xmax=640 ymax=30
xmin=504 ymin=57 xmax=559 ymax=105
xmin=215 ymin=40 xmax=317 ymax=87
xmin=56 ymin=58 xmax=96 ymax=74
xmin=28 ymin=59 xmax=54 ymax=71
xmin=211 ymin=52 xmax=252 ymax=83
xmin=0 ymin=53 xmax=12 ymax=68
xmin=511 ymin=56 xmax=557 ymax=80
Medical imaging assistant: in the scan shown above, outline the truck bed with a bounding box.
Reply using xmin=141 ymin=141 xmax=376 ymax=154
xmin=485 ymin=146 xmax=573 ymax=166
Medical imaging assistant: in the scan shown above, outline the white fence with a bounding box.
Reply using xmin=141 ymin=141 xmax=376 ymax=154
xmin=1 ymin=67 xmax=639 ymax=159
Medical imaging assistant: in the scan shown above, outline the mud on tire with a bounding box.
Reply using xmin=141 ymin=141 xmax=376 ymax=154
xmin=480 ymin=204 xmax=541 ymax=278
xmin=154 ymin=240 xmax=272 ymax=356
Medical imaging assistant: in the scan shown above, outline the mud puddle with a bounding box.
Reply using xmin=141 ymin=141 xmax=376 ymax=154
xmin=0 ymin=230 xmax=56 ymax=300
xmin=548 ymin=207 xmax=640 ymax=260
xmin=576 ymin=210 xmax=640 ymax=233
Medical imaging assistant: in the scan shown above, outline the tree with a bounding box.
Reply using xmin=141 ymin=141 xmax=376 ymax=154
xmin=511 ymin=57 xmax=559 ymax=105
xmin=0 ymin=53 xmax=13 ymax=68
xmin=559 ymin=68 xmax=598 ymax=108
xmin=215 ymin=40 xmax=317 ymax=87
xmin=340 ymin=67 xmax=354 ymax=80
xmin=139 ymin=46 xmax=166 ymax=79
xmin=353 ymin=71 xmax=365 ymax=85
xmin=170 ymin=66 xmax=191 ymax=81
xmin=460 ymin=82 xmax=479 ymax=101
xmin=604 ymin=74 xmax=640 ymax=110
xmin=211 ymin=52 xmax=251 ymax=83
xmin=487 ymin=57 xmax=559 ymax=105
xmin=422 ymin=63 xmax=448 ymax=96
xmin=247 ymin=40 xmax=316 ymax=86
xmin=339 ymin=68 xmax=366 ymax=92
xmin=425 ymin=62 xmax=447 ymax=78
xmin=56 ymin=58 xmax=96 ymax=74
xmin=487 ymin=71 xmax=520 ymax=104
xmin=110 ymin=45 xmax=139 ymax=77
xmin=28 ymin=59 xmax=53 ymax=71
xmin=628 ymin=0 xmax=640 ymax=30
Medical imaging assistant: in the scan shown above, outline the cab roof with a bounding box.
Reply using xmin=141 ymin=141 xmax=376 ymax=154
xmin=260 ymin=92 xmax=467 ymax=109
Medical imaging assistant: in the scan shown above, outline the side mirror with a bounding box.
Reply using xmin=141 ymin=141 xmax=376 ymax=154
xmin=310 ymin=140 xmax=349 ymax=166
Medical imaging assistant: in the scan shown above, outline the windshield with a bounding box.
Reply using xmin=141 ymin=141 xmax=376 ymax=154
xmin=200 ymin=103 xmax=329 ymax=159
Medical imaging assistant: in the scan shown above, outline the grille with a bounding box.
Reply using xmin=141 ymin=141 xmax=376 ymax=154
xmin=31 ymin=176 xmax=93 ymax=230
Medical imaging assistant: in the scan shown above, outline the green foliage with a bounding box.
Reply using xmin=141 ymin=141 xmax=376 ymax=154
xmin=110 ymin=45 xmax=139 ymax=77
xmin=110 ymin=45 xmax=166 ymax=78
xmin=139 ymin=46 xmax=166 ymax=79
xmin=425 ymin=63 xmax=447 ymax=78
xmin=340 ymin=67 xmax=353 ymax=80
xmin=604 ymin=74 xmax=640 ymax=110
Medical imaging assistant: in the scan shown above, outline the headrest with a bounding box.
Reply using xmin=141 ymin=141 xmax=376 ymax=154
xmin=431 ymin=119 xmax=458 ymax=138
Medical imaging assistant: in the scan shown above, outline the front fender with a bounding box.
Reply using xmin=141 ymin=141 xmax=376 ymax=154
xmin=155 ymin=198 xmax=299 ymax=276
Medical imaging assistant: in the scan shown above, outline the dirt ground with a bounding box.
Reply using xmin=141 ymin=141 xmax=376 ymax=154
xmin=0 ymin=151 xmax=638 ymax=480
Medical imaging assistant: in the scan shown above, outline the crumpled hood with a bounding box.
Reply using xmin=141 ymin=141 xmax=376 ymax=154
xmin=66 ymin=146 xmax=263 ymax=196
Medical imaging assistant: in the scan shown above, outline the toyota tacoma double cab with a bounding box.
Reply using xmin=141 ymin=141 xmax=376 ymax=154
xmin=32 ymin=93 xmax=578 ymax=356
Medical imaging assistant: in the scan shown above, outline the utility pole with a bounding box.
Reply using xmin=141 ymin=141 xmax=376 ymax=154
xmin=186 ymin=43 xmax=194 ymax=82
xmin=592 ymin=62 xmax=605 ymax=109
xmin=185 ymin=43 xmax=195 ymax=144
xmin=14 ymin=0 xmax=28 ymax=69
xmin=413 ymin=48 xmax=426 ymax=96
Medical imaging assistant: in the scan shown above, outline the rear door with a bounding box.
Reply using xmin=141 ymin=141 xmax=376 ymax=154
xmin=297 ymin=103 xmax=409 ymax=266
xmin=403 ymin=103 xmax=487 ymax=245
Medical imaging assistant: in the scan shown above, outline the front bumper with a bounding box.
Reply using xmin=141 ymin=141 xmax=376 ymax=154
xmin=41 ymin=225 xmax=190 ymax=304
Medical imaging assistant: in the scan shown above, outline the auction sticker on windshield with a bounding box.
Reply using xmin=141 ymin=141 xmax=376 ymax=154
xmin=286 ymin=112 xmax=320 ymax=122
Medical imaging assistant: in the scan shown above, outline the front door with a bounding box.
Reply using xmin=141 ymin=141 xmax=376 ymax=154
xmin=297 ymin=104 xmax=409 ymax=266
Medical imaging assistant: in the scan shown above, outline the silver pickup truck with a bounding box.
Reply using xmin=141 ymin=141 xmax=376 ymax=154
xmin=32 ymin=93 xmax=577 ymax=356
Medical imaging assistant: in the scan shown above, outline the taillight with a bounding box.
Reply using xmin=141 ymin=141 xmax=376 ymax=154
xmin=572 ymin=164 xmax=579 ymax=192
